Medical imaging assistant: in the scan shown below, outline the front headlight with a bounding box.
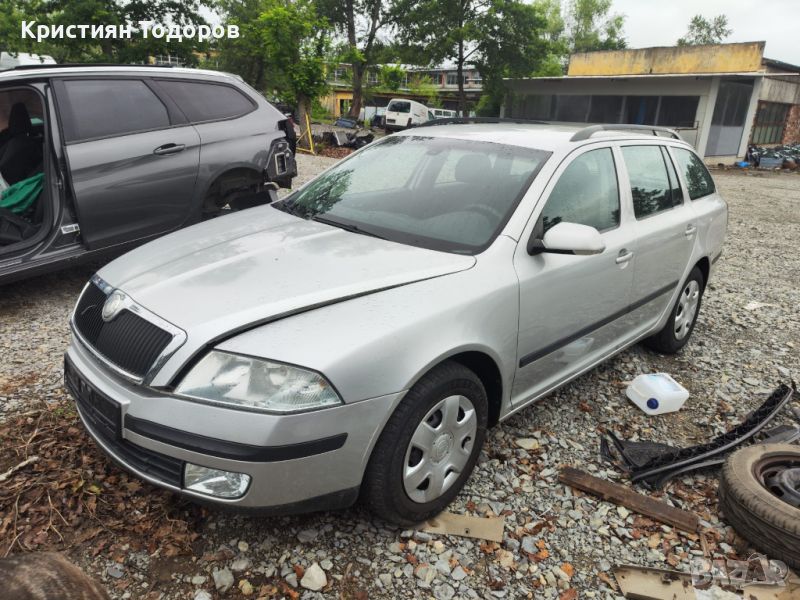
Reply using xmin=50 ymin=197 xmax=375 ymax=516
xmin=174 ymin=351 xmax=342 ymax=413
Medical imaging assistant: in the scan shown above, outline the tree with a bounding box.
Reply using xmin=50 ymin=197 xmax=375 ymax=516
xmin=565 ymin=0 xmax=626 ymax=53
xmin=677 ymin=14 xmax=731 ymax=46
xmin=217 ymin=0 xmax=329 ymax=145
xmin=474 ymin=0 xmax=553 ymax=115
xmin=0 ymin=0 xmax=210 ymax=64
xmin=318 ymin=0 xmax=394 ymax=119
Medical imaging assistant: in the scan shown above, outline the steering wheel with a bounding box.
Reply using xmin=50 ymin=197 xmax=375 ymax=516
xmin=464 ymin=203 xmax=503 ymax=221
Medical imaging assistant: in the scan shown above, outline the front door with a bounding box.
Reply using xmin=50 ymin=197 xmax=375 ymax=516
xmin=54 ymin=78 xmax=200 ymax=250
xmin=512 ymin=145 xmax=636 ymax=405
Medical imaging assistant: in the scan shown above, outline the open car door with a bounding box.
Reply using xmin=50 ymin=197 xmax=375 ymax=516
xmin=53 ymin=77 xmax=200 ymax=250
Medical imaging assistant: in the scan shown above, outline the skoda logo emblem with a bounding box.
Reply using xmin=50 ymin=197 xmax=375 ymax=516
xmin=101 ymin=291 xmax=125 ymax=322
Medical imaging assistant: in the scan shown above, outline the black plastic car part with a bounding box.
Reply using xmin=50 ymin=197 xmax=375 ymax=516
xmin=602 ymin=383 xmax=797 ymax=488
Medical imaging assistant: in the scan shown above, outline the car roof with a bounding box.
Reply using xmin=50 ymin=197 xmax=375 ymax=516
xmin=395 ymin=122 xmax=693 ymax=153
xmin=0 ymin=64 xmax=240 ymax=83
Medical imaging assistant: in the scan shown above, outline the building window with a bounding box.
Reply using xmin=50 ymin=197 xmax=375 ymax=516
xmin=446 ymin=73 xmax=466 ymax=86
xmin=657 ymin=96 xmax=699 ymax=128
xmin=712 ymin=80 xmax=753 ymax=127
xmin=333 ymin=67 xmax=348 ymax=82
xmin=555 ymin=95 xmax=590 ymax=122
xmin=751 ymin=101 xmax=790 ymax=144
xmin=588 ymin=96 xmax=623 ymax=123
xmin=624 ymin=96 xmax=658 ymax=125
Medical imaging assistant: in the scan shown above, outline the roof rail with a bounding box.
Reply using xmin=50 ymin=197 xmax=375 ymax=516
xmin=415 ymin=117 xmax=548 ymax=128
xmin=570 ymin=124 xmax=682 ymax=142
xmin=6 ymin=63 xmax=177 ymax=72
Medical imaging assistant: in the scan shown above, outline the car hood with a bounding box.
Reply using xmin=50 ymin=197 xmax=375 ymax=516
xmin=99 ymin=206 xmax=476 ymax=341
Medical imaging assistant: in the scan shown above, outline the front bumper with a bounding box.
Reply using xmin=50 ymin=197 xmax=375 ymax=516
xmin=65 ymin=337 xmax=403 ymax=511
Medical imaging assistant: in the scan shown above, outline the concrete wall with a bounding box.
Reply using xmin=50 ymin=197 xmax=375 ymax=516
xmin=760 ymin=76 xmax=800 ymax=105
xmin=567 ymin=42 xmax=766 ymax=76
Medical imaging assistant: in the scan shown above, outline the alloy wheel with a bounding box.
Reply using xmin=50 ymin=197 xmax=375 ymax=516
xmin=403 ymin=395 xmax=477 ymax=503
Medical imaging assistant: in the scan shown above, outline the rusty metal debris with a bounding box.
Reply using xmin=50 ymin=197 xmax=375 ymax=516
xmin=558 ymin=467 xmax=700 ymax=533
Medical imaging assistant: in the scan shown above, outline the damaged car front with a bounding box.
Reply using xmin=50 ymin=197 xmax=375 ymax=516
xmin=63 ymin=133 xmax=550 ymax=517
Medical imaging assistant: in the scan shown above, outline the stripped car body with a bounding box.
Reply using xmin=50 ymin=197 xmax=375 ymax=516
xmin=65 ymin=121 xmax=727 ymax=520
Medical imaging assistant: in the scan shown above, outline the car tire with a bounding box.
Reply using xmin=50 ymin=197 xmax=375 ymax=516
xmin=718 ymin=444 xmax=800 ymax=570
xmin=362 ymin=361 xmax=488 ymax=526
xmin=643 ymin=266 xmax=704 ymax=354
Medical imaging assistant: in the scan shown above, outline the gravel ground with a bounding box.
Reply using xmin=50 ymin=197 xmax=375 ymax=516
xmin=0 ymin=161 xmax=798 ymax=599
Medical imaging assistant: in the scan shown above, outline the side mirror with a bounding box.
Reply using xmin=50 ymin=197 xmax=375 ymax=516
xmin=528 ymin=222 xmax=605 ymax=256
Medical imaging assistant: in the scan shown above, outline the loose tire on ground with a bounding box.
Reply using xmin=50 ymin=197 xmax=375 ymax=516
xmin=718 ymin=444 xmax=800 ymax=570
xmin=644 ymin=266 xmax=705 ymax=354
xmin=362 ymin=361 xmax=488 ymax=526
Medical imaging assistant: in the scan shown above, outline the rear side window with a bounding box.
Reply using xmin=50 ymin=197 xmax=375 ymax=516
xmin=61 ymin=79 xmax=170 ymax=142
xmin=540 ymin=148 xmax=620 ymax=234
xmin=622 ymin=145 xmax=681 ymax=219
xmin=158 ymin=80 xmax=255 ymax=123
xmin=673 ymin=148 xmax=716 ymax=200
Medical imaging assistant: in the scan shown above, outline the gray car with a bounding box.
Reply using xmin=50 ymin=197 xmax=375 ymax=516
xmin=65 ymin=122 xmax=727 ymax=524
xmin=0 ymin=65 xmax=296 ymax=283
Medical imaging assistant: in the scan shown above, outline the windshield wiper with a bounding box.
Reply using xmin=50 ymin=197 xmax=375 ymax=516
xmin=311 ymin=215 xmax=387 ymax=240
xmin=272 ymin=200 xmax=306 ymax=217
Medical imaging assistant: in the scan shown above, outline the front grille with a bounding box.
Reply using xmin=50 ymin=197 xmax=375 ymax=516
xmin=66 ymin=359 xmax=184 ymax=488
xmin=74 ymin=282 xmax=173 ymax=379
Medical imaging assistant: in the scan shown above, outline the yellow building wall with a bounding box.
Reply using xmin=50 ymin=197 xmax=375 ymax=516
xmin=319 ymin=90 xmax=353 ymax=117
xmin=567 ymin=42 xmax=765 ymax=76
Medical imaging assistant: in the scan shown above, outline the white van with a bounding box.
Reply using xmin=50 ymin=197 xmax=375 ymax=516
xmin=384 ymin=98 xmax=429 ymax=131
xmin=0 ymin=52 xmax=56 ymax=70
xmin=430 ymin=108 xmax=457 ymax=119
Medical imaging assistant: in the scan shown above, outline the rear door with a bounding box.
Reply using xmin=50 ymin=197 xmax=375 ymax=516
xmin=670 ymin=146 xmax=727 ymax=264
xmin=618 ymin=144 xmax=697 ymax=331
xmin=53 ymin=77 xmax=200 ymax=249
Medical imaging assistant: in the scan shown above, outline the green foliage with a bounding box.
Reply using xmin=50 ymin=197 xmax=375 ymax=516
xmin=677 ymin=14 xmax=731 ymax=46
xmin=0 ymin=0 xmax=209 ymax=64
xmin=216 ymin=0 xmax=329 ymax=107
xmin=565 ymin=0 xmax=626 ymax=53
xmin=379 ymin=64 xmax=405 ymax=91
xmin=407 ymin=73 xmax=438 ymax=106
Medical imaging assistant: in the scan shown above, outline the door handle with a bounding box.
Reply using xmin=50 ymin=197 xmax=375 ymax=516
xmin=615 ymin=249 xmax=633 ymax=264
xmin=685 ymin=224 xmax=697 ymax=237
xmin=153 ymin=143 xmax=185 ymax=156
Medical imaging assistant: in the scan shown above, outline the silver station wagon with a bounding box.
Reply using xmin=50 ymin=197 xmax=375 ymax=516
xmin=65 ymin=121 xmax=727 ymax=524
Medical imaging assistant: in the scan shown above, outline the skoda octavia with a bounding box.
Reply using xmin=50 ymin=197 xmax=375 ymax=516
xmin=65 ymin=122 xmax=727 ymax=524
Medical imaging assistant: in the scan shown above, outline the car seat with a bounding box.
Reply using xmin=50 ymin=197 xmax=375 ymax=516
xmin=0 ymin=103 xmax=43 ymax=185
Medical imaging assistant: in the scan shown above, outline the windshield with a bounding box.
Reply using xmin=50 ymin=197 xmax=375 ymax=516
xmin=387 ymin=101 xmax=411 ymax=113
xmin=275 ymin=136 xmax=550 ymax=253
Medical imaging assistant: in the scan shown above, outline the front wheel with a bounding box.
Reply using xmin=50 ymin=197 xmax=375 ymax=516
xmin=362 ymin=361 xmax=488 ymax=525
xmin=644 ymin=266 xmax=705 ymax=354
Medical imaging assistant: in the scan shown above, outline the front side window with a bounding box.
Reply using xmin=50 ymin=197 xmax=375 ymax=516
xmin=61 ymin=79 xmax=170 ymax=142
xmin=275 ymin=136 xmax=550 ymax=253
xmin=158 ymin=80 xmax=254 ymax=123
xmin=540 ymin=148 xmax=620 ymax=234
xmin=622 ymin=145 xmax=679 ymax=218
xmin=673 ymin=148 xmax=715 ymax=200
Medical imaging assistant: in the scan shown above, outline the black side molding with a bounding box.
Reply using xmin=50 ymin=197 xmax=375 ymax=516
xmin=125 ymin=415 xmax=347 ymax=462
xmin=518 ymin=280 xmax=679 ymax=368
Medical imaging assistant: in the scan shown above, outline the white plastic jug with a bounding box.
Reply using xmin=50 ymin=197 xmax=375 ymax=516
xmin=626 ymin=373 xmax=689 ymax=415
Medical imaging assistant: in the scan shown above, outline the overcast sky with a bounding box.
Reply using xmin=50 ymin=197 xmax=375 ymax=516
xmin=612 ymin=0 xmax=800 ymax=66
